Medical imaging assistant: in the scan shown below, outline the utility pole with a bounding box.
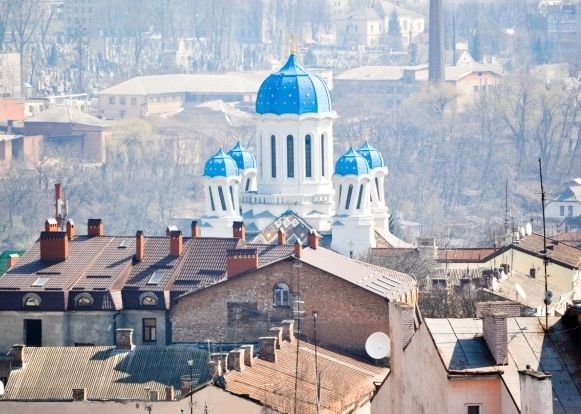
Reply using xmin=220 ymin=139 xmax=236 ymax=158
xmin=539 ymin=158 xmax=549 ymax=332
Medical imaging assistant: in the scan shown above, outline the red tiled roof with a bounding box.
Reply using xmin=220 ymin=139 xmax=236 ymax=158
xmin=515 ymin=233 xmax=581 ymax=269
xmin=437 ymin=248 xmax=496 ymax=263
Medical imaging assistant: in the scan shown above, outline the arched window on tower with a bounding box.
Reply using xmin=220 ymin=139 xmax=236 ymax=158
xmin=375 ymin=177 xmax=382 ymax=202
xmin=305 ymin=135 xmax=312 ymax=178
xmin=271 ymin=135 xmax=277 ymax=178
xmin=218 ymin=186 xmax=227 ymax=211
xmin=209 ymin=187 xmax=216 ymax=211
xmin=337 ymin=184 xmax=343 ymax=210
xmin=356 ymin=184 xmax=364 ymax=209
xmin=229 ymin=186 xmax=236 ymax=210
xmin=286 ymin=135 xmax=294 ymax=178
xmin=321 ymin=134 xmax=326 ymax=176
xmin=345 ymin=184 xmax=354 ymax=210
xmin=245 ymin=178 xmax=251 ymax=191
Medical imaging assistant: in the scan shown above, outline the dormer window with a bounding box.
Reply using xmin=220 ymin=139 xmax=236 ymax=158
xmin=23 ymin=293 xmax=41 ymax=308
xmin=140 ymin=292 xmax=158 ymax=307
xmin=75 ymin=293 xmax=94 ymax=308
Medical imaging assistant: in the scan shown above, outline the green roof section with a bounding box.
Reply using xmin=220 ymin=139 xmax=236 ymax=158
xmin=0 ymin=251 xmax=24 ymax=276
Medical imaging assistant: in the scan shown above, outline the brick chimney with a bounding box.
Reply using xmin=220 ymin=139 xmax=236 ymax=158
xmin=11 ymin=344 xmax=25 ymax=367
xmin=115 ymin=328 xmax=134 ymax=351
xmin=228 ymin=349 xmax=245 ymax=372
xmin=294 ymin=240 xmax=302 ymax=258
xmin=258 ymin=337 xmax=277 ymax=362
xmin=87 ymin=219 xmax=103 ymax=237
xmin=268 ymin=327 xmax=283 ymax=349
xmin=165 ymin=386 xmax=175 ymax=401
xmin=72 ymin=388 xmax=87 ymax=401
xmin=233 ymin=221 xmax=246 ymax=240
xmin=277 ymin=228 xmax=286 ymax=245
xmin=66 ymin=219 xmax=75 ymax=240
xmin=191 ymin=221 xmax=200 ymax=238
xmin=170 ymin=230 xmax=183 ymax=257
xmin=208 ymin=359 xmax=222 ymax=378
xmin=135 ymin=231 xmax=144 ymax=261
xmin=308 ymin=230 xmax=319 ymax=250
xmin=180 ymin=376 xmax=193 ymax=396
xmin=519 ymin=368 xmax=553 ymax=414
xmin=398 ymin=303 xmax=416 ymax=349
xmin=281 ymin=320 xmax=295 ymax=343
xmin=417 ymin=237 xmax=437 ymax=258
xmin=165 ymin=225 xmax=178 ymax=236
xmin=475 ymin=301 xmax=520 ymax=318
xmin=7 ymin=253 xmax=20 ymax=270
xmin=210 ymin=353 xmax=229 ymax=374
xmin=45 ymin=218 xmax=58 ymax=232
xmin=482 ymin=312 xmax=508 ymax=365
xmin=239 ymin=344 xmax=254 ymax=367
xmin=40 ymin=231 xmax=68 ymax=262
xmin=226 ymin=248 xmax=258 ymax=278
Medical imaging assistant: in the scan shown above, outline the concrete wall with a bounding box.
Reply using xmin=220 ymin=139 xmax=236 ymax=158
xmin=118 ymin=310 xmax=168 ymax=346
xmin=546 ymin=200 xmax=580 ymax=219
xmin=0 ymin=385 xmax=263 ymax=414
xmin=171 ymin=260 xmax=392 ymax=356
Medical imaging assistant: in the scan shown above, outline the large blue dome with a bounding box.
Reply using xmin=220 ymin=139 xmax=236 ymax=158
xmin=203 ymin=148 xmax=239 ymax=178
xmin=357 ymin=141 xmax=385 ymax=169
xmin=335 ymin=147 xmax=369 ymax=176
xmin=256 ymin=53 xmax=332 ymax=115
xmin=227 ymin=141 xmax=256 ymax=170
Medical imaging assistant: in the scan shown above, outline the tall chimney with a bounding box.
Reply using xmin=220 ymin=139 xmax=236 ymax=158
xmin=45 ymin=218 xmax=58 ymax=232
xmin=233 ymin=221 xmax=246 ymax=240
xmin=482 ymin=312 xmax=508 ymax=365
xmin=66 ymin=219 xmax=75 ymax=240
xmin=165 ymin=386 xmax=175 ymax=401
xmin=191 ymin=221 xmax=200 ymax=238
xmin=7 ymin=253 xmax=20 ymax=270
xmin=135 ymin=231 xmax=144 ymax=261
xmin=87 ymin=219 xmax=103 ymax=237
xmin=294 ymin=240 xmax=302 ymax=258
xmin=258 ymin=337 xmax=277 ymax=362
xmin=40 ymin=231 xmax=68 ymax=262
xmin=208 ymin=360 xmax=222 ymax=378
xmin=281 ymin=320 xmax=295 ymax=343
xmin=308 ymin=230 xmax=319 ymax=250
xmin=11 ymin=344 xmax=25 ymax=367
xmin=277 ymin=228 xmax=286 ymax=245
xmin=428 ymin=0 xmax=444 ymax=83
xmin=115 ymin=328 xmax=134 ymax=351
xmin=519 ymin=368 xmax=553 ymax=414
xmin=170 ymin=230 xmax=183 ymax=257
xmin=226 ymin=248 xmax=258 ymax=278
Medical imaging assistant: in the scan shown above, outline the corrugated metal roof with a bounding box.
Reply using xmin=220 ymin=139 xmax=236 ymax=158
xmin=2 ymin=345 xmax=209 ymax=401
xmin=224 ymin=340 xmax=388 ymax=414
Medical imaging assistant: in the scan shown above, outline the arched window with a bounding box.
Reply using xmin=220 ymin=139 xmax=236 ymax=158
xmin=209 ymin=187 xmax=216 ymax=211
xmin=245 ymin=178 xmax=251 ymax=191
xmin=75 ymin=293 xmax=93 ymax=308
xmin=345 ymin=184 xmax=354 ymax=210
xmin=229 ymin=186 xmax=236 ymax=210
xmin=375 ymin=177 xmax=382 ymax=202
xmin=286 ymin=135 xmax=294 ymax=178
xmin=356 ymin=184 xmax=364 ymax=209
xmin=217 ymin=186 xmax=227 ymax=211
xmin=305 ymin=135 xmax=312 ymax=178
xmin=337 ymin=184 xmax=343 ymax=210
xmin=273 ymin=283 xmax=290 ymax=307
xmin=321 ymin=134 xmax=326 ymax=176
xmin=23 ymin=293 xmax=41 ymax=308
xmin=271 ymin=135 xmax=277 ymax=178
xmin=140 ymin=293 xmax=158 ymax=307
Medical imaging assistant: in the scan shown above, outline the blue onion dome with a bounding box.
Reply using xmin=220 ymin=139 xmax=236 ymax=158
xmin=256 ymin=52 xmax=332 ymax=115
xmin=227 ymin=141 xmax=256 ymax=170
xmin=203 ymin=148 xmax=239 ymax=178
xmin=357 ymin=141 xmax=385 ymax=169
xmin=335 ymin=147 xmax=369 ymax=176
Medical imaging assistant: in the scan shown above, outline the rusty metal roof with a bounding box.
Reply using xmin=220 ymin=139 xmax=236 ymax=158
xmin=2 ymin=344 xmax=209 ymax=401
xmin=224 ymin=340 xmax=388 ymax=414
xmin=513 ymin=233 xmax=581 ymax=269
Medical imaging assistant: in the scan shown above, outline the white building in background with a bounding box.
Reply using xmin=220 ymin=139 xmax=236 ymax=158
xmin=199 ymin=51 xmax=409 ymax=256
xmin=546 ymin=178 xmax=581 ymax=219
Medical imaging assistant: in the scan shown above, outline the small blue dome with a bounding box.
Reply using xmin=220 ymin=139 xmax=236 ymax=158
xmin=256 ymin=53 xmax=332 ymax=115
xmin=227 ymin=141 xmax=256 ymax=170
xmin=203 ymin=148 xmax=239 ymax=178
xmin=357 ymin=141 xmax=385 ymax=169
xmin=335 ymin=147 xmax=369 ymax=176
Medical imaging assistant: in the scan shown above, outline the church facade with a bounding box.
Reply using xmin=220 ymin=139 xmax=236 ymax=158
xmin=199 ymin=52 xmax=405 ymax=257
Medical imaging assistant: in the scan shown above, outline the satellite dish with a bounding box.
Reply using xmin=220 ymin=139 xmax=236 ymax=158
xmin=525 ymin=222 xmax=533 ymax=235
xmin=365 ymin=332 xmax=390 ymax=359
xmin=515 ymin=283 xmax=527 ymax=300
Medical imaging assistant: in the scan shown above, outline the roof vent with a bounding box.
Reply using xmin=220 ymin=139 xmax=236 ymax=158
xmin=118 ymin=239 xmax=128 ymax=248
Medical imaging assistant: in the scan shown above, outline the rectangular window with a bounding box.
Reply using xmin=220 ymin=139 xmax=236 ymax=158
xmin=218 ymin=186 xmax=227 ymax=211
xmin=568 ymin=206 xmax=573 ymax=216
xmin=467 ymin=405 xmax=480 ymax=414
xmin=345 ymin=184 xmax=353 ymax=210
xmin=209 ymin=188 xmax=216 ymax=211
xmin=131 ymin=97 xmax=137 ymax=105
xmin=356 ymin=184 xmax=364 ymax=209
xmin=271 ymin=135 xmax=277 ymax=178
xmin=120 ymin=97 xmax=126 ymax=105
xmin=321 ymin=135 xmax=325 ymax=176
xmin=109 ymin=96 xmax=115 ymax=105
xmin=143 ymin=318 xmax=156 ymax=343
xmin=560 ymin=206 xmax=565 ymax=216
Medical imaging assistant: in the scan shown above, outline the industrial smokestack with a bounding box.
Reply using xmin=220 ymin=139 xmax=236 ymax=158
xmin=428 ymin=0 xmax=445 ymax=83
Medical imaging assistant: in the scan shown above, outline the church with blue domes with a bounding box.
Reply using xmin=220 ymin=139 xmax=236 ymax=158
xmin=200 ymin=51 xmax=407 ymax=257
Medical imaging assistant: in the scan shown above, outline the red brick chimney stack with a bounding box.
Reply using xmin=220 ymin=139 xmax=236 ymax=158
xmin=483 ymin=311 xmax=508 ymax=365
xmin=293 ymin=240 xmax=302 ymax=258
xmin=191 ymin=221 xmax=200 ymax=238
xmin=277 ymin=228 xmax=286 ymax=245
xmin=135 ymin=231 xmax=144 ymax=261
xmin=7 ymin=253 xmax=20 ymax=270
xmin=87 ymin=219 xmax=104 ymax=237
xmin=165 ymin=225 xmax=178 ymax=236
xmin=66 ymin=219 xmax=75 ymax=240
xmin=233 ymin=221 xmax=246 ymax=240
xmin=45 ymin=218 xmax=58 ymax=232
xmin=170 ymin=230 xmax=183 ymax=257
xmin=258 ymin=337 xmax=277 ymax=362
xmin=40 ymin=231 xmax=68 ymax=262
xmin=308 ymin=230 xmax=319 ymax=250
xmin=226 ymin=248 xmax=258 ymax=278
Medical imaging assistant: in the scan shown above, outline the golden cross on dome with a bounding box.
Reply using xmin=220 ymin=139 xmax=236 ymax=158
xmin=289 ymin=34 xmax=299 ymax=55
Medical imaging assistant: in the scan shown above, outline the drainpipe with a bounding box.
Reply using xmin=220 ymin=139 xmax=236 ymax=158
xmin=112 ymin=311 xmax=121 ymax=344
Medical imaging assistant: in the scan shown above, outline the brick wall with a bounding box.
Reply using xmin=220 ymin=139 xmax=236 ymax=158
xmin=475 ymin=301 xmax=521 ymax=318
xmin=171 ymin=260 xmax=391 ymax=356
xmin=482 ymin=312 xmax=508 ymax=365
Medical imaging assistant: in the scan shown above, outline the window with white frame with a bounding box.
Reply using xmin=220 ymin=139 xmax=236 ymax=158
xmin=273 ymin=283 xmax=290 ymax=307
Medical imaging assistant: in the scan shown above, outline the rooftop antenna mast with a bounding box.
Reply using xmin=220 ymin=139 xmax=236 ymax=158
xmin=54 ymin=183 xmax=68 ymax=231
xmin=504 ymin=179 xmax=509 ymax=237
xmin=538 ymin=158 xmax=551 ymax=332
